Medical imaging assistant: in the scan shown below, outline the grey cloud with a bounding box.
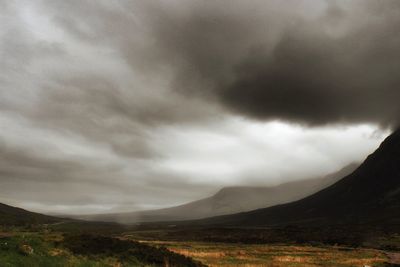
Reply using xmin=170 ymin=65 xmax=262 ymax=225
xmin=219 ymin=5 xmax=400 ymax=126
xmin=35 ymin=0 xmax=400 ymax=126
xmin=74 ymin=0 xmax=399 ymax=127
xmin=0 ymin=138 xmax=214 ymax=212
xmin=0 ymin=140 xmax=121 ymax=184
xmin=0 ymin=0 xmax=396 ymax=214
xmin=0 ymin=1 xmax=224 ymax=213
xmin=29 ymin=76 xmax=218 ymax=158
xmin=1 ymin=0 xmax=221 ymax=161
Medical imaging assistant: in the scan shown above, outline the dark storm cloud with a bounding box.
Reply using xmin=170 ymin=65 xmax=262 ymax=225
xmin=99 ymin=0 xmax=399 ymax=127
xmin=220 ymin=10 xmax=400 ymax=126
xmin=22 ymin=0 xmax=400 ymax=127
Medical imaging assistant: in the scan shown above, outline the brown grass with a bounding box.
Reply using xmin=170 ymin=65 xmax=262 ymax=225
xmin=170 ymin=249 xmax=226 ymax=258
xmin=48 ymin=248 xmax=68 ymax=256
xmin=141 ymin=241 xmax=389 ymax=267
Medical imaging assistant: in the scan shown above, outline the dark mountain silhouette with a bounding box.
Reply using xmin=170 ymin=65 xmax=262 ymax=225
xmin=72 ymin=163 xmax=357 ymax=224
xmin=195 ymin=129 xmax=400 ymax=227
xmin=0 ymin=202 xmax=61 ymax=226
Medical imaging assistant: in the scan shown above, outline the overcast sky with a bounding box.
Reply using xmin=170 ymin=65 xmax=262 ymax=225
xmin=1 ymin=0 xmax=398 ymax=214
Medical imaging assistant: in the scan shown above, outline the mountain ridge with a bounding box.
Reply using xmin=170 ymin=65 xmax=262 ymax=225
xmin=0 ymin=202 xmax=62 ymax=226
xmin=192 ymin=129 xmax=400 ymax=227
xmin=72 ymin=163 xmax=358 ymax=224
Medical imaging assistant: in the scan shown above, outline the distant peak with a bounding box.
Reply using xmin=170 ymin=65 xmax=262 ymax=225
xmin=377 ymin=129 xmax=400 ymax=151
xmin=214 ymin=186 xmax=264 ymax=197
xmin=216 ymin=186 xmax=244 ymax=195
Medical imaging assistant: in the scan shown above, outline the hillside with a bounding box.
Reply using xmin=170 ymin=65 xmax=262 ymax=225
xmin=195 ymin=129 xmax=400 ymax=227
xmin=74 ymin=163 xmax=357 ymax=224
xmin=0 ymin=202 xmax=61 ymax=226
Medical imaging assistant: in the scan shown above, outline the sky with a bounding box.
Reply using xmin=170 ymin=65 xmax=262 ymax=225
xmin=0 ymin=0 xmax=398 ymax=214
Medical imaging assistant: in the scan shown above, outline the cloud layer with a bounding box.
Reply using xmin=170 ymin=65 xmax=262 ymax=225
xmin=0 ymin=0 xmax=395 ymax=213
xmin=132 ymin=0 xmax=400 ymax=126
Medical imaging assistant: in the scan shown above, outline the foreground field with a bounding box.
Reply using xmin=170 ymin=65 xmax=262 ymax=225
xmin=0 ymin=230 xmax=204 ymax=266
xmin=1 ymin=226 xmax=399 ymax=266
xmin=143 ymin=241 xmax=392 ymax=267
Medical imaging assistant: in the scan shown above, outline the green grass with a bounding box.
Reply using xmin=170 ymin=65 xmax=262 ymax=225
xmin=0 ymin=232 xmax=118 ymax=267
xmin=0 ymin=230 xmax=204 ymax=267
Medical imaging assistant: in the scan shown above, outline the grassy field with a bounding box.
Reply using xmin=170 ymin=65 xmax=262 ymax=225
xmin=0 ymin=231 xmax=117 ymax=267
xmin=1 ymin=226 xmax=399 ymax=266
xmin=142 ymin=241 xmax=392 ymax=267
xmin=0 ymin=230 xmax=204 ymax=267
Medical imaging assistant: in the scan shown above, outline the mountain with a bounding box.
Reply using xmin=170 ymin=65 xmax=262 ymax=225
xmin=0 ymin=202 xmax=61 ymax=226
xmin=195 ymin=129 xmax=400 ymax=227
xmin=74 ymin=163 xmax=357 ymax=224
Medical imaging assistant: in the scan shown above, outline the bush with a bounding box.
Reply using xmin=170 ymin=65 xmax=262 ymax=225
xmin=62 ymin=234 xmax=206 ymax=267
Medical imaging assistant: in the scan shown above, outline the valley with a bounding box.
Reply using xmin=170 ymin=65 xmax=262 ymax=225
xmin=1 ymin=226 xmax=399 ymax=266
xmin=3 ymin=1 xmax=400 ymax=266
xmin=1 ymin=130 xmax=400 ymax=266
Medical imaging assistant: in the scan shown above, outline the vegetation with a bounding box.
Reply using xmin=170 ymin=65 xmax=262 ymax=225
xmin=0 ymin=229 xmax=205 ymax=266
xmin=143 ymin=241 xmax=391 ymax=267
xmin=63 ymin=234 xmax=205 ymax=267
xmin=123 ymin=225 xmax=400 ymax=251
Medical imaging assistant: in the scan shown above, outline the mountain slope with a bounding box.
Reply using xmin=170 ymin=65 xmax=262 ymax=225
xmin=0 ymin=202 xmax=61 ymax=226
xmin=75 ymin=163 xmax=357 ymax=224
xmin=196 ymin=130 xmax=400 ymax=227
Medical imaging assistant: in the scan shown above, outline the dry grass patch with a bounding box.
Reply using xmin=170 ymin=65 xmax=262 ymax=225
xmin=144 ymin=241 xmax=389 ymax=267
